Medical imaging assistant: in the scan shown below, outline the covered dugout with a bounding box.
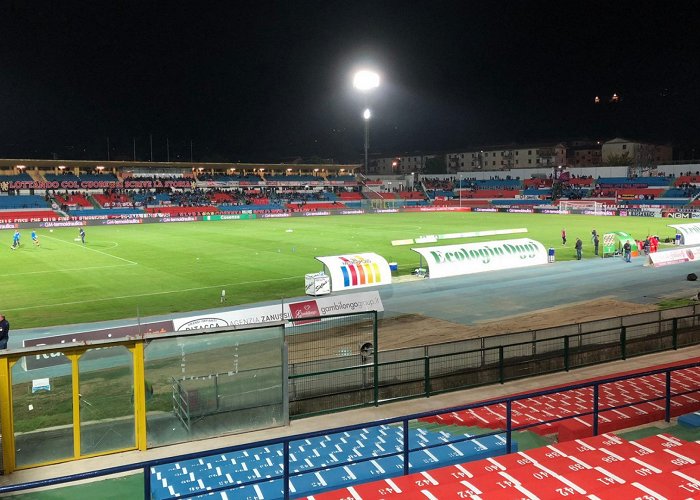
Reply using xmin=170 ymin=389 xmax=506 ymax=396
xmin=602 ymin=231 xmax=639 ymax=258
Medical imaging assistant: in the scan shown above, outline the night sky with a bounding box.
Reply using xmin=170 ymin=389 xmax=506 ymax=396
xmin=0 ymin=1 xmax=698 ymax=163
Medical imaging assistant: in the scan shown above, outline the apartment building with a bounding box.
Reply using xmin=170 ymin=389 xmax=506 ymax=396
xmin=602 ymin=138 xmax=673 ymax=165
xmin=445 ymin=143 xmax=565 ymax=172
xmin=366 ymin=139 xmax=671 ymax=175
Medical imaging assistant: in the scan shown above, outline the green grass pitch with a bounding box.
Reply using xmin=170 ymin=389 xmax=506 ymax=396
xmin=1 ymin=212 xmax=679 ymax=329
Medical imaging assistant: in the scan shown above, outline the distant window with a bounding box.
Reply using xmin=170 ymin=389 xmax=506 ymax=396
xmin=471 ymin=161 xmax=475 ymax=166
xmin=461 ymin=162 xmax=464 ymax=167
xmin=492 ymin=161 xmax=496 ymax=166
xmin=528 ymin=150 xmax=532 ymax=155
xmin=515 ymin=151 xmax=519 ymax=156
xmin=528 ymin=159 xmax=532 ymax=164
xmin=622 ymin=145 xmax=627 ymax=150
xmin=501 ymin=161 xmax=504 ymax=165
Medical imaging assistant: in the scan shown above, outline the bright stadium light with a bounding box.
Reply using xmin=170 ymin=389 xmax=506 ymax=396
xmin=353 ymin=70 xmax=380 ymax=92
xmin=353 ymin=70 xmax=380 ymax=173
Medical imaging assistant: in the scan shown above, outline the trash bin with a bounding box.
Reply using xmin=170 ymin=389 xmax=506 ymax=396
xmin=676 ymin=234 xmax=682 ymax=245
xmin=548 ymin=248 xmax=555 ymax=263
xmin=389 ymin=262 xmax=398 ymax=272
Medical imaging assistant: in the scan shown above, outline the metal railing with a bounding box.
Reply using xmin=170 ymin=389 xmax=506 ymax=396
xmin=2 ymin=360 xmax=698 ymax=499
xmin=288 ymin=305 xmax=700 ymax=416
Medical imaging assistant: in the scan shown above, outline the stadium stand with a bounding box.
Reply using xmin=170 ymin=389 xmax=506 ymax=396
xmin=44 ymin=173 xmax=81 ymax=182
xmin=69 ymin=208 xmax=143 ymax=217
xmin=308 ymin=433 xmax=700 ymax=499
xmin=149 ymin=425 xmax=512 ymax=499
xmin=92 ymin=193 xmax=134 ymax=208
xmin=77 ymin=173 xmax=119 ymax=182
xmin=55 ymin=193 xmax=92 ymax=208
xmin=0 ymin=210 xmax=59 ymax=222
xmin=338 ymin=191 xmax=364 ymax=201
xmin=138 ymin=357 xmax=700 ymax=500
xmin=145 ymin=205 xmax=218 ymax=215
xmin=0 ymin=195 xmax=49 ymax=209
xmin=0 ymin=172 xmax=33 ymax=182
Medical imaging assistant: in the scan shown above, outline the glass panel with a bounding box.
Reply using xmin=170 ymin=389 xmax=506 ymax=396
xmin=145 ymin=325 xmax=284 ymax=448
xmin=79 ymin=346 xmax=135 ymax=456
xmin=12 ymin=352 xmax=74 ymax=467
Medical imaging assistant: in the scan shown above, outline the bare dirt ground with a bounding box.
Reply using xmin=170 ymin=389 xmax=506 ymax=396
xmin=377 ymin=298 xmax=659 ymax=350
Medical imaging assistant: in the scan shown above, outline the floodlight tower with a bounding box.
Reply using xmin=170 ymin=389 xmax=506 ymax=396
xmin=353 ymin=70 xmax=380 ymax=172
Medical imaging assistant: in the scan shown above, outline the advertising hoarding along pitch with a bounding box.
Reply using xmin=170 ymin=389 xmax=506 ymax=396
xmin=412 ymin=238 xmax=548 ymax=279
xmin=646 ymin=247 xmax=700 ymax=267
xmin=669 ymin=223 xmax=700 ymax=245
xmin=172 ymin=291 xmax=384 ymax=331
xmin=315 ymin=253 xmax=392 ymax=292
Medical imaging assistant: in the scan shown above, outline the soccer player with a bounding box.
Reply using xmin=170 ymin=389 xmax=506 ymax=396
xmin=79 ymin=227 xmax=85 ymax=244
xmin=11 ymin=230 xmax=20 ymax=250
xmin=31 ymin=230 xmax=40 ymax=246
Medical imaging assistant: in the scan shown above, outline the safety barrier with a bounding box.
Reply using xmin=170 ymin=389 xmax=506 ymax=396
xmin=290 ymin=305 xmax=700 ymax=417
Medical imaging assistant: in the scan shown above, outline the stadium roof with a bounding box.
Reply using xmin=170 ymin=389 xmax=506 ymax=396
xmin=0 ymin=159 xmax=361 ymax=173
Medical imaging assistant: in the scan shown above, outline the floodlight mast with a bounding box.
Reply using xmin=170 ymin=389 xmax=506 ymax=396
xmin=353 ymin=70 xmax=380 ymax=173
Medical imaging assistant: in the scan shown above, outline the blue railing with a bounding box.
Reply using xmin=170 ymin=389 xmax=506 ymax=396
xmin=2 ymin=359 xmax=698 ymax=499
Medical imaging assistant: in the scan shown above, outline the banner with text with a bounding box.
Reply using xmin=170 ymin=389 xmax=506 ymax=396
xmin=646 ymin=246 xmax=700 ymax=267
xmin=172 ymin=291 xmax=384 ymax=331
xmin=412 ymin=238 xmax=548 ymax=279
xmin=315 ymin=253 xmax=392 ymax=292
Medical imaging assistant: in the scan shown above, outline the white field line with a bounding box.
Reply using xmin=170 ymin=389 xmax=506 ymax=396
xmin=42 ymin=235 xmax=138 ymax=265
xmin=0 ymin=263 xmax=135 ymax=277
xmin=4 ymin=275 xmax=304 ymax=312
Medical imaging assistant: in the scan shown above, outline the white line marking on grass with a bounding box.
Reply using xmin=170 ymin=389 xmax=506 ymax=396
xmin=42 ymin=235 xmax=138 ymax=265
xmin=3 ymin=275 xmax=304 ymax=312
xmin=0 ymin=263 xmax=135 ymax=277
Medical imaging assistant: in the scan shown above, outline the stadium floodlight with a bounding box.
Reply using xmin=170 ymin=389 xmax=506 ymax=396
xmin=353 ymin=70 xmax=380 ymax=173
xmin=353 ymin=70 xmax=380 ymax=92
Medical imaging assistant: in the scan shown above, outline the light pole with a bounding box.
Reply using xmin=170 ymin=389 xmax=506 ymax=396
xmin=363 ymin=108 xmax=371 ymax=174
xmin=353 ymin=70 xmax=380 ymax=172
xmin=458 ymin=172 xmax=462 ymax=208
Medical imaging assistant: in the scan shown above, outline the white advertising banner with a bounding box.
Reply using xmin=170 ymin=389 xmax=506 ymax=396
xmin=669 ymin=223 xmax=700 ymax=245
xmin=172 ymin=291 xmax=384 ymax=331
xmin=412 ymin=238 xmax=548 ymax=279
xmin=315 ymin=253 xmax=392 ymax=292
xmin=646 ymin=246 xmax=700 ymax=267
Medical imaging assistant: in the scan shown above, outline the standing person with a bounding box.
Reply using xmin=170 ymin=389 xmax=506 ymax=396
xmin=220 ymin=289 xmax=226 ymax=303
xmin=31 ymin=230 xmax=40 ymax=246
xmin=575 ymin=238 xmax=583 ymax=260
xmin=623 ymin=241 xmax=632 ymax=262
xmin=79 ymin=227 xmax=86 ymax=244
xmin=591 ymin=228 xmax=598 ymax=243
xmin=594 ymin=233 xmax=600 ymax=256
xmin=0 ymin=314 xmax=9 ymax=349
xmin=11 ymin=230 xmax=20 ymax=249
xmin=561 ymin=228 xmax=567 ymax=245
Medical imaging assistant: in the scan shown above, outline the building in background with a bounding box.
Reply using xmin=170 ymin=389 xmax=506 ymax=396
xmin=366 ymin=139 xmax=672 ymax=176
xmin=602 ymin=137 xmax=673 ymax=175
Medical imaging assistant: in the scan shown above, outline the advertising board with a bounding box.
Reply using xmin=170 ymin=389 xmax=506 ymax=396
xmin=646 ymin=246 xmax=700 ymax=267
xmin=412 ymin=238 xmax=548 ymax=279
xmin=172 ymin=291 xmax=384 ymax=331
xmin=315 ymin=253 xmax=392 ymax=292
